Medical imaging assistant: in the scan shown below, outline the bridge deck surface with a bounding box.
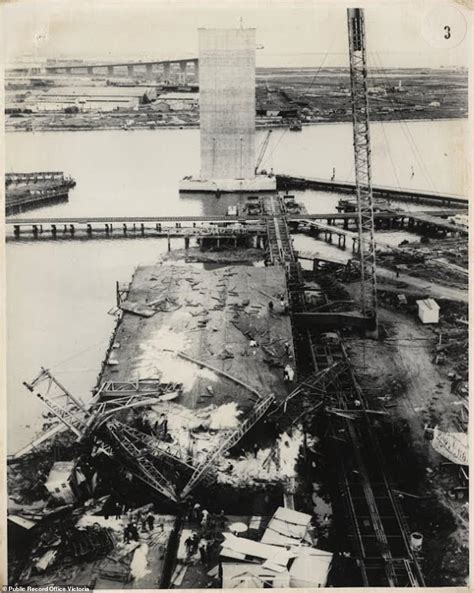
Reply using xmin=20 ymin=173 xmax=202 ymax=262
xmin=102 ymin=263 xmax=293 ymax=416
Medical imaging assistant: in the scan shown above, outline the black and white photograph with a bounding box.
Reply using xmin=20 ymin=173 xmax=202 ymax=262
xmin=1 ymin=0 xmax=470 ymax=589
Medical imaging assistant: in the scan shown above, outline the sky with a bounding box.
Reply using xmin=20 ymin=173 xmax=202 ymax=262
xmin=1 ymin=0 xmax=470 ymax=69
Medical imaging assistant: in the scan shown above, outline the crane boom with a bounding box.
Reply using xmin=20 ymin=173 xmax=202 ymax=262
xmin=347 ymin=8 xmax=378 ymax=331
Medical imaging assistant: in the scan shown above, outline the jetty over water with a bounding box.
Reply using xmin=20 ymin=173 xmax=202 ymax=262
xmin=6 ymin=207 xmax=467 ymax=241
xmin=277 ymin=174 xmax=468 ymax=207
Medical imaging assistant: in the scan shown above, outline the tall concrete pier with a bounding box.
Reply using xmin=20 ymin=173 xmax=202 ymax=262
xmin=180 ymin=27 xmax=276 ymax=193
xmin=200 ymin=28 xmax=255 ymax=180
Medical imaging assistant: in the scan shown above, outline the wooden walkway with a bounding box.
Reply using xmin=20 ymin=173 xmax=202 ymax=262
xmin=277 ymin=174 xmax=468 ymax=207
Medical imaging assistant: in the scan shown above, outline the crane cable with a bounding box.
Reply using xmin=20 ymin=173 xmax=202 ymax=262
xmin=369 ymin=51 xmax=439 ymax=194
xmin=262 ymin=44 xmax=334 ymax=169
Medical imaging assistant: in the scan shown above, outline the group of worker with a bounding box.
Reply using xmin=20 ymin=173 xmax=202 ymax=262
xmin=104 ymin=499 xmax=126 ymax=520
xmin=123 ymin=510 xmax=162 ymax=543
xmin=184 ymin=532 xmax=214 ymax=566
xmin=189 ymin=502 xmax=224 ymax=528
xmin=182 ymin=503 xmax=226 ymax=567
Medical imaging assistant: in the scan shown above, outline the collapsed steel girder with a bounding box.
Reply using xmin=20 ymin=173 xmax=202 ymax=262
xmin=105 ymin=420 xmax=178 ymax=503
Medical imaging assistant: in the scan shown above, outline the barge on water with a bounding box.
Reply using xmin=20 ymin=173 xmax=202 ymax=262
xmin=5 ymin=171 xmax=76 ymax=216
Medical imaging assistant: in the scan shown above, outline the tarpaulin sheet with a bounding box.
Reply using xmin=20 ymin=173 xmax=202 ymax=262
xmin=432 ymin=426 xmax=468 ymax=465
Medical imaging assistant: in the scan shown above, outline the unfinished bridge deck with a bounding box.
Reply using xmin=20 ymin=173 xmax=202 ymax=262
xmin=102 ymin=263 xmax=294 ymax=414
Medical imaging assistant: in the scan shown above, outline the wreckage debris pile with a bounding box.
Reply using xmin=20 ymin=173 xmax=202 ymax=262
xmin=217 ymin=428 xmax=304 ymax=487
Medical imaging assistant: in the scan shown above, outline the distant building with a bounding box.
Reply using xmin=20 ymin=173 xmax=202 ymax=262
xmin=152 ymin=101 xmax=171 ymax=113
xmin=368 ymin=86 xmax=387 ymax=96
xmin=256 ymin=103 xmax=298 ymax=118
xmin=157 ymin=92 xmax=198 ymax=111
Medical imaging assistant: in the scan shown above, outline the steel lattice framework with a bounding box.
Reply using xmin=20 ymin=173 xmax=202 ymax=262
xmin=347 ymin=8 xmax=378 ymax=328
xmin=23 ymin=367 xmax=90 ymax=437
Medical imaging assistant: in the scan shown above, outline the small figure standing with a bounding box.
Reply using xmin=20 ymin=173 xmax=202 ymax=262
xmin=185 ymin=534 xmax=195 ymax=562
xmin=193 ymin=502 xmax=202 ymax=523
xmin=284 ymin=364 xmax=295 ymax=383
xmin=129 ymin=523 xmax=140 ymax=542
xmin=198 ymin=539 xmax=208 ymax=565
xmin=218 ymin=510 xmax=226 ymax=528
xmin=146 ymin=513 xmax=155 ymax=532
xmin=201 ymin=508 xmax=209 ymax=527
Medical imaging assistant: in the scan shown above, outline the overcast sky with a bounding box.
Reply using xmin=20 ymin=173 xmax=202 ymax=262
xmin=2 ymin=0 xmax=470 ymax=68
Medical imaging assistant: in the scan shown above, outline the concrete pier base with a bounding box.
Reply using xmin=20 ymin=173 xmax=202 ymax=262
xmin=179 ymin=175 xmax=276 ymax=193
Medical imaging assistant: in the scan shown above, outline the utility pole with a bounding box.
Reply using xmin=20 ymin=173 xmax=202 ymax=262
xmin=347 ymin=8 xmax=378 ymax=335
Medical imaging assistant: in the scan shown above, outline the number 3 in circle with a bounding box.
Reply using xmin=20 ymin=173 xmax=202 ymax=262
xmin=444 ymin=25 xmax=451 ymax=39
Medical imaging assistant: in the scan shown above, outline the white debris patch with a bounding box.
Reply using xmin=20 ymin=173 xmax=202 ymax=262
xmin=148 ymin=402 xmax=241 ymax=433
xmin=208 ymin=402 xmax=242 ymax=429
xmin=76 ymin=513 xmax=123 ymax=532
xmin=217 ymin=428 xmax=305 ymax=487
xmin=217 ymin=448 xmax=280 ymax=486
xmin=145 ymin=402 xmax=243 ymax=465
xmin=278 ymin=428 xmax=305 ymax=478
xmin=134 ymin=326 xmax=218 ymax=391
xmin=131 ymin=543 xmax=151 ymax=580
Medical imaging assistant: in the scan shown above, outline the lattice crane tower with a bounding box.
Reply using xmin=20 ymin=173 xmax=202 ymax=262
xmin=347 ymin=8 xmax=378 ymax=332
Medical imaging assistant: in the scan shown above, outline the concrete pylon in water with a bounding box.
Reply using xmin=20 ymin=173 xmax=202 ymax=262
xmin=180 ymin=27 xmax=276 ymax=193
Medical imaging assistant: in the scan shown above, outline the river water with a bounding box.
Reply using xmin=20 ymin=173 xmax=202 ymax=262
xmin=5 ymin=119 xmax=468 ymax=453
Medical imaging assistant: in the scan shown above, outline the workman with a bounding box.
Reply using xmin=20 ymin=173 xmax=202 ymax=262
xmin=284 ymin=364 xmax=294 ymax=382
xmin=201 ymin=508 xmax=209 ymax=527
xmin=146 ymin=513 xmax=155 ymax=531
xmin=198 ymin=539 xmax=208 ymax=565
xmin=155 ymin=413 xmax=168 ymax=440
xmin=184 ymin=534 xmax=195 ymax=562
xmin=218 ymin=510 xmax=226 ymax=528
xmin=193 ymin=502 xmax=202 ymax=523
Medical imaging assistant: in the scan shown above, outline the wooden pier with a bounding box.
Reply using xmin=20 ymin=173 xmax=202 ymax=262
xmin=5 ymin=171 xmax=76 ymax=216
xmin=277 ymin=174 xmax=468 ymax=208
xmin=6 ymin=208 xmax=465 ymax=241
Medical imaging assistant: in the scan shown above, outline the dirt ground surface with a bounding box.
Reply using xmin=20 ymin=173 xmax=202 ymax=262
xmin=376 ymin=268 xmax=468 ymax=303
xmin=345 ymin=306 xmax=468 ymax=585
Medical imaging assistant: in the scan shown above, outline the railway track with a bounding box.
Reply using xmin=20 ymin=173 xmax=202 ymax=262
xmin=264 ymin=191 xmax=425 ymax=586
xmin=307 ymin=333 xmax=425 ymax=586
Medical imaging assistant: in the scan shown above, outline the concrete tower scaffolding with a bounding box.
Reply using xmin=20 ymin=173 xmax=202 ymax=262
xmin=347 ymin=8 xmax=378 ymax=330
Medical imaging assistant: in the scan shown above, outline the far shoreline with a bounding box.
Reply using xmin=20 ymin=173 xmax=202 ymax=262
xmin=4 ymin=115 xmax=468 ymax=134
